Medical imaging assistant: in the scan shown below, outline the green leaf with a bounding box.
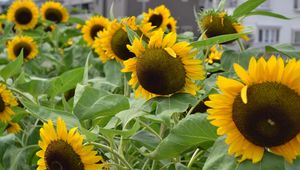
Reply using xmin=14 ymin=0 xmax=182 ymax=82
xmin=217 ymin=0 xmax=227 ymax=11
xmin=16 ymin=78 xmax=50 ymax=98
xmin=147 ymin=114 xmax=218 ymax=160
xmin=247 ymin=10 xmax=290 ymax=20
xmin=103 ymin=60 xmax=123 ymax=85
xmin=203 ymin=137 xmax=286 ymax=170
xmin=126 ymin=25 xmax=140 ymax=44
xmin=99 ymin=121 xmax=140 ymax=138
xmin=265 ymin=44 xmax=300 ymax=59
xmin=68 ymin=17 xmax=85 ymax=25
xmin=131 ymin=130 xmax=161 ymax=150
xmin=0 ymin=51 xmax=23 ymax=80
xmin=74 ymin=86 xmax=129 ymax=120
xmin=191 ymin=32 xmax=250 ymax=48
xmin=233 ymin=0 xmax=266 ymax=18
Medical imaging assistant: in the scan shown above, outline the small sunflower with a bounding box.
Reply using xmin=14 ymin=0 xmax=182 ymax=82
xmin=41 ymin=1 xmax=69 ymax=23
xmin=122 ymin=29 xmax=205 ymax=99
xmin=142 ymin=5 xmax=171 ymax=31
xmin=205 ymin=56 xmax=300 ymax=163
xmin=7 ymin=0 xmax=39 ymax=30
xmin=36 ymin=117 xmax=107 ymax=170
xmin=82 ymin=16 xmax=110 ymax=46
xmin=198 ymin=10 xmax=248 ymax=42
xmin=206 ymin=45 xmax=223 ymax=64
xmin=6 ymin=122 xmax=21 ymax=134
xmin=0 ymin=14 xmax=6 ymax=33
xmin=94 ymin=17 xmax=138 ymax=63
xmin=7 ymin=36 xmax=38 ymax=61
xmin=0 ymin=84 xmax=18 ymax=123
xmin=166 ymin=17 xmax=177 ymax=33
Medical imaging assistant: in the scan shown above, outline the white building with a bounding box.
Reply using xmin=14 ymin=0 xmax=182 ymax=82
xmin=207 ymin=0 xmax=300 ymax=48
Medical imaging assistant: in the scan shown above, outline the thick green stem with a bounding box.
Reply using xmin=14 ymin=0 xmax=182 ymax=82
xmin=237 ymin=39 xmax=245 ymax=52
xmin=138 ymin=119 xmax=162 ymax=140
xmin=187 ymin=149 xmax=204 ymax=168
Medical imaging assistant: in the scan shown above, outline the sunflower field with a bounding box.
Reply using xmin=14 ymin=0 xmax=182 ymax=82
xmin=0 ymin=0 xmax=300 ymax=169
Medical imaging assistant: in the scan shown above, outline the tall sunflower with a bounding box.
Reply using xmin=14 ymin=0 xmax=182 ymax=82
xmin=7 ymin=0 xmax=39 ymax=30
xmin=6 ymin=122 xmax=21 ymax=134
xmin=122 ymin=30 xmax=205 ymax=99
xmin=142 ymin=5 xmax=171 ymax=31
xmin=36 ymin=117 xmax=107 ymax=170
xmin=198 ymin=10 xmax=248 ymax=42
xmin=7 ymin=36 xmax=38 ymax=61
xmin=0 ymin=84 xmax=18 ymax=123
xmin=94 ymin=17 xmax=141 ymax=63
xmin=41 ymin=1 xmax=69 ymax=23
xmin=82 ymin=16 xmax=110 ymax=46
xmin=205 ymin=56 xmax=300 ymax=163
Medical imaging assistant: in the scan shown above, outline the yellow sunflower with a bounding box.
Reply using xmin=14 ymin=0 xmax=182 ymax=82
xmin=122 ymin=29 xmax=205 ymax=99
xmin=198 ymin=10 xmax=248 ymax=42
xmin=36 ymin=117 xmax=107 ymax=170
xmin=142 ymin=5 xmax=171 ymax=31
xmin=205 ymin=56 xmax=300 ymax=163
xmin=0 ymin=14 xmax=6 ymax=34
xmin=82 ymin=16 xmax=110 ymax=46
xmin=7 ymin=0 xmax=39 ymax=30
xmin=0 ymin=84 xmax=18 ymax=123
xmin=206 ymin=45 xmax=223 ymax=64
xmin=166 ymin=17 xmax=177 ymax=33
xmin=7 ymin=36 xmax=38 ymax=61
xmin=6 ymin=122 xmax=21 ymax=134
xmin=41 ymin=1 xmax=69 ymax=23
xmin=94 ymin=17 xmax=139 ymax=63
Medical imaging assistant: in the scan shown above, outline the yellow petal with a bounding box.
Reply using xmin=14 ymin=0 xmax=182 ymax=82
xmin=164 ymin=47 xmax=176 ymax=58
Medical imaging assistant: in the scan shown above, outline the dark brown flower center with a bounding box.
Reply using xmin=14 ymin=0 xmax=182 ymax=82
xmin=15 ymin=7 xmax=32 ymax=25
xmin=45 ymin=8 xmax=63 ymax=23
xmin=111 ymin=28 xmax=135 ymax=60
xmin=136 ymin=48 xmax=186 ymax=95
xmin=45 ymin=140 xmax=84 ymax=170
xmin=201 ymin=14 xmax=237 ymax=43
xmin=167 ymin=24 xmax=172 ymax=31
xmin=148 ymin=14 xmax=163 ymax=28
xmin=90 ymin=25 xmax=104 ymax=40
xmin=13 ymin=42 xmax=32 ymax=59
xmin=0 ymin=96 xmax=5 ymax=112
xmin=232 ymin=82 xmax=300 ymax=147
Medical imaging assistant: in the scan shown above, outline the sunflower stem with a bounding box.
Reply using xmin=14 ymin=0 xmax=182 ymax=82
xmin=137 ymin=119 xmax=162 ymax=140
xmin=151 ymin=160 xmax=157 ymax=170
xmin=91 ymin=142 xmax=133 ymax=170
xmin=237 ymin=39 xmax=245 ymax=52
xmin=187 ymin=148 xmax=203 ymax=168
xmin=123 ymin=74 xmax=130 ymax=97
xmin=186 ymin=97 xmax=203 ymax=116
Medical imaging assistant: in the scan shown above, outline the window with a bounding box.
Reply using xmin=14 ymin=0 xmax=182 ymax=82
xmin=292 ymin=30 xmax=300 ymax=45
xmin=295 ymin=0 xmax=300 ymax=10
xmin=258 ymin=27 xmax=280 ymax=44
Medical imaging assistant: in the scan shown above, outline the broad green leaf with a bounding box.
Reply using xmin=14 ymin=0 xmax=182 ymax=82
xmin=0 ymin=51 xmax=23 ymax=80
xmin=103 ymin=60 xmax=123 ymax=85
xmin=131 ymin=130 xmax=161 ymax=150
xmin=16 ymin=78 xmax=50 ymax=98
xmin=147 ymin=114 xmax=217 ymax=159
xmin=233 ymin=0 xmax=266 ymax=18
xmin=74 ymin=86 xmax=129 ymax=120
xmin=99 ymin=121 xmax=140 ymax=138
xmin=265 ymin=44 xmax=300 ymax=58
xmin=191 ymin=32 xmax=250 ymax=48
xmin=126 ymin=25 xmax=140 ymax=44
xmin=203 ymin=137 xmax=286 ymax=170
xmin=247 ymin=10 xmax=290 ymax=20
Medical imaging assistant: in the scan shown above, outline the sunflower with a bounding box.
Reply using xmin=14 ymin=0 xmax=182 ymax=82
xmin=82 ymin=16 xmax=110 ymax=46
xmin=206 ymin=45 xmax=223 ymax=64
xmin=41 ymin=1 xmax=69 ymax=23
xmin=0 ymin=14 xmax=6 ymax=34
xmin=205 ymin=56 xmax=300 ymax=163
xmin=122 ymin=29 xmax=205 ymax=99
xmin=166 ymin=17 xmax=177 ymax=33
xmin=198 ymin=10 xmax=248 ymax=42
xmin=7 ymin=36 xmax=38 ymax=61
xmin=6 ymin=122 xmax=21 ymax=134
xmin=7 ymin=0 xmax=39 ymax=30
xmin=94 ymin=17 xmax=139 ymax=63
xmin=36 ymin=117 xmax=107 ymax=170
xmin=142 ymin=5 xmax=171 ymax=31
xmin=0 ymin=84 xmax=18 ymax=123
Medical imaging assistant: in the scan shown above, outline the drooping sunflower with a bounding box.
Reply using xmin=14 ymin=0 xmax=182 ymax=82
xmin=206 ymin=45 xmax=223 ymax=64
xmin=122 ymin=29 xmax=205 ymax=99
xmin=166 ymin=17 xmax=177 ymax=33
xmin=205 ymin=56 xmax=300 ymax=163
xmin=198 ymin=10 xmax=248 ymax=42
xmin=0 ymin=84 xmax=18 ymax=123
xmin=6 ymin=122 xmax=21 ymax=134
xmin=142 ymin=5 xmax=171 ymax=31
xmin=41 ymin=1 xmax=69 ymax=23
xmin=94 ymin=17 xmax=139 ymax=63
xmin=82 ymin=16 xmax=110 ymax=46
xmin=7 ymin=36 xmax=38 ymax=61
xmin=7 ymin=0 xmax=39 ymax=30
xmin=36 ymin=117 xmax=107 ymax=170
